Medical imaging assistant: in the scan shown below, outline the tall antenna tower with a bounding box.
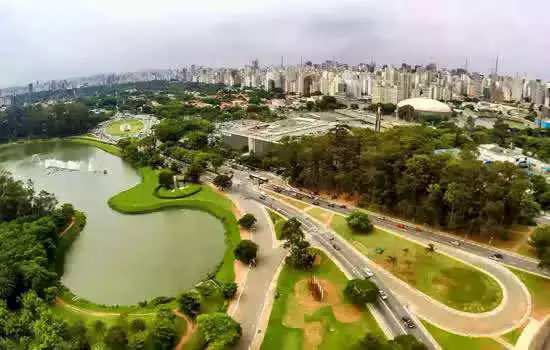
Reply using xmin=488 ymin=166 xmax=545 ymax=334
xmin=494 ymin=55 xmax=499 ymax=77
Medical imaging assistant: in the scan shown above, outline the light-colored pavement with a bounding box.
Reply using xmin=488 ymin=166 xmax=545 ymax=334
xmin=225 ymin=184 xmax=286 ymax=350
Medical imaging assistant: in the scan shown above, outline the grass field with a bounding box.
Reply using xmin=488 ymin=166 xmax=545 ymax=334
xmin=421 ymin=321 xmax=504 ymax=350
xmin=105 ymin=118 xmax=144 ymax=136
xmin=66 ymin=136 xmax=121 ymax=156
xmin=508 ymin=267 xmax=550 ymax=320
xmin=108 ymin=167 xmax=240 ymax=284
xmin=328 ymin=213 xmax=502 ymax=313
xmin=267 ymin=208 xmax=287 ymax=240
xmin=261 ymin=251 xmax=384 ymax=350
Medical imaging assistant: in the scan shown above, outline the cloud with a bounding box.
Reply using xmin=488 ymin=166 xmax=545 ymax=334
xmin=0 ymin=0 xmax=548 ymax=88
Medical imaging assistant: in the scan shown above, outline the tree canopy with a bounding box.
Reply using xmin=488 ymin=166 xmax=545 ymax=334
xmin=344 ymin=278 xmax=379 ymax=306
xmin=346 ymin=211 xmax=374 ymax=233
xmin=196 ymin=312 xmax=242 ymax=350
xmin=234 ymin=240 xmax=258 ymax=264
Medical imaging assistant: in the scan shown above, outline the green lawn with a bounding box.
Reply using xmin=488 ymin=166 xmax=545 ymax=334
xmin=267 ymin=208 xmax=287 ymax=240
xmin=330 ymin=214 xmax=502 ymax=313
xmin=508 ymin=267 xmax=550 ymax=319
xmin=421 ymin=321 xmax=504 ymax=350
xmin=502 ymin=325 xmax=525 ymax=346
xmin=66 ymin=136 xmax=121 ymax=156
xmin=155 ymin=184 xmax=202 ymax=199
xmin=108 ymin=167 xmax=239 ymax=284
xmin=261 ymin=251 xmax=385 ymax=350
xmin=105 ymin=118 xmax=144 ymax=136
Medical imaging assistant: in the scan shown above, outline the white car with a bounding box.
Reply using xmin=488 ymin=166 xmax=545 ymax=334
xmin=379 ymin=290 xmax=388 ymax=300
xmin=363 ymin=268 xmax=374 ymax=278
xmin=450 ymin=240 xmax=460 ymax=246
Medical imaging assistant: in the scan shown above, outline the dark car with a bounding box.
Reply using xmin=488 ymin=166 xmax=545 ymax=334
xmin=274 ymin=187 xmax=282 ymax=193
xmin=328 ymin=203 xmax=336 ymax=208
xmin=339 ymin=204 xmax=347 ymax=209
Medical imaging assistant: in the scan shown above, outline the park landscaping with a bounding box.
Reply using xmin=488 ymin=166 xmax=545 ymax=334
xmin=508 ymin=267 xmax=550 ymax=320
xmin=261 ymin=250 xmax=385 ymax=350
xmin=105 ymin=118 xmax=144 ymax=136
xmin=329 ymin=213 xmax=502 ymax=313
xmin=421 ymin=321 xmax=504 ymax=350
xmin=267 ymin=208 xmax=287 ymax=240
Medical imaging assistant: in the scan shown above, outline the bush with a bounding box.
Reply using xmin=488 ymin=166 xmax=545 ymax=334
xmin=238 ymin=213 xmax=257 ymax=230
xmin=344 ymin=278 xmax=379 ymax=306
xmin=104 ymin=325 xmax=128 ymax=350
xmin=213 ymin=174 xmax=232 ymax=190
xmin=158 ymin=169 xmax=175 ymax=189
xmin=234 ymin=240 xmax=258 ymax=264
xmin=130 ymin=319 xmax=147 ymax=333
xmin=178 ymin=290 xmax=201 ymax=317
xmin=196 ymin=312 xmax=242 ymax=350
xmin=221 ymin=281 xmax=238 ymax=299
xmin=149 ymin=296 xmax=174 ymax=307
xmin=151 ymin=317 xmax=178 ymax=349
xmin=530 ymin=225 xmax=550 ymax=268
xmin=346 ymin=210 xmax=373 ymax=233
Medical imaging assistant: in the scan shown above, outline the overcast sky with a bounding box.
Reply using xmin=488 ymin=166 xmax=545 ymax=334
xmin=1 ymin=0 xmax=548 ymax=88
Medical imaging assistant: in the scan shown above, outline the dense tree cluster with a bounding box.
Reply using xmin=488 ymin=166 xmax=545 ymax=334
xmin=0 ymin=102 xmax=107 ymax=141
xmin=234 ymin=240 xmax=258 ymax=264
xmin=238 ymin=213 xmax=257 ymax=229
xmin=0 ymin=170 xmax=89 ymax=348
xmin=265 ymin=126 xmax=542 ymax=237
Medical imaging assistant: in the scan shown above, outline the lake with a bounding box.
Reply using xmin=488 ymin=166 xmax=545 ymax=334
xmin=0 ymin=141 xmax=225 ymax=305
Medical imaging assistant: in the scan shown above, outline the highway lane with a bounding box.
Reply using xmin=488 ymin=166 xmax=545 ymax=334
xmin=247 ymin=188 xmax=441 ymax=349
xmin=266 ymin=184 xmax=548 ymax=278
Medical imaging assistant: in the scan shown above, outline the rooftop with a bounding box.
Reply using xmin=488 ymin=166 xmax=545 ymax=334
xmin=397 ymin=97 xmax=452 ymax=113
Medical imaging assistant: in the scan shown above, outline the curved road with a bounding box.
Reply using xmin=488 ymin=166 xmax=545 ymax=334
xmin=258 ymin=188 xmax=532 ymax=337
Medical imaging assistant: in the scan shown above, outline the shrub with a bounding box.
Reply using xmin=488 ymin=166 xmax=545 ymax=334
xmin=346 ymin=210 xmax=373 ymax=233
xmin=178 ymin=290 xmax=201 ymax=317
xmin=130 ymin=319 xmax=147 ymax=333
xmin=238 ymin=213 xmax=257 ymax=230
xmin=344 ymin=278 xmax=379 ymax=306
xmin=234 ymin=240 xmax=258 ymax=264
xmin=221 ymin=281 xmax=238 ymax=299
xmin=196 ymin=312 xmax=242 ymax=349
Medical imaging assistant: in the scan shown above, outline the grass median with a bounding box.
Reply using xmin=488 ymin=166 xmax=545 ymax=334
xmin=421 ymin=321 xmax=503 ymax=350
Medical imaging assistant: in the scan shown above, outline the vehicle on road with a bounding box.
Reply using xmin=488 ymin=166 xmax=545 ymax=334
xmin=397 ymin=223 xmax=406 ymax=229
xmin=328 ymin=203 xmax=336 ymax=208
xmin=363 ymin=268 xmax=374 ymax=278
xmin=274 ymin=187 xmax=282 ymax=193
xmin=489 ymin=253 xmax=504 ymax=261
xmin=450 ymin=240 xmax=461 ymax=246
xmin=401 ymin=316 xmax=416 ymax=328
xmin=339 ymin=204 xmax=347 ymax=209
xmin=312 ymin=200 xmax=320 ymax=205
xmin=379 ymin=290 xmax=388 ymax=300
xmin=332 ymin=244 xmax=341 ymax=251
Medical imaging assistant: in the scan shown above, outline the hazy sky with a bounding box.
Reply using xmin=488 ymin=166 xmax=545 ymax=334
xmin=1 ymin=0 xmax=548 ymax=88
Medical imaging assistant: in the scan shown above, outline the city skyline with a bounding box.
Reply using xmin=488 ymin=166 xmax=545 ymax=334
xmin=1 ymin=0 xmax=549 ymax=88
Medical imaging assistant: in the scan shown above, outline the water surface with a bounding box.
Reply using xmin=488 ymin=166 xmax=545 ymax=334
xmin=0 ymin=141 xmax=225 ymax=305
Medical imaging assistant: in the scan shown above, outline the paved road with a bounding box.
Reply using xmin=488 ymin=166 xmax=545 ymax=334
xmin=251 ymin=189 xmax=441 ymax=349
xmin=258 ymin=186 xmax=533 ymax=337
xmin=267 ymin=184 xmax=548 ymax=279
xmin=224 ymin=184 xmax=286 ymax=350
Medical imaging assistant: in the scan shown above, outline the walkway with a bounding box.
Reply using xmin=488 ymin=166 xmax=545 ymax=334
xmin=225 ymin=183 xmax=286 ymax=350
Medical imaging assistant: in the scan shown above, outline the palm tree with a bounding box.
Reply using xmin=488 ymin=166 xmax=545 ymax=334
xmin=386 ymin=255 xmax=398 ymax=267
xmin=425 ymin=243 xmax=436 ymax=254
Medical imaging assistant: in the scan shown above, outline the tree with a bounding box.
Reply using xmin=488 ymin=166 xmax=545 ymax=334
xmin=344 ymin=279 xmax=379 ymax=306
xmin=386 ymin=255 xmax=398 ymax=267
xmin=221 ymin=281 xmax=238 ymax=299
xmin=196 ymin=313 xmax=242 ymax=350
xmin=425 ymin=243 xmax=436 ymax=254
xmin=128 ymin=332 xmax=147 ymax=350
xmin=346 ymin=211 xmax=374 ymax=234
xmin=530 ymin=226 xmax=550 ymax=268
xmin=158 ymin=169 xmax=175 ymax=189
xmin=130 ymin=319 xmax=147 ymax=333
xmin=104 ymin=325 xmax=128 ymax=350
xmin=151 ymin=317 xmax=177 ymax=349
xmin=234 ymin=240 xmax=258 ymax=264
xmin=185 ymin=160 xmax=205 ymax=183
xmin=213 ymin=174 xmax=232 ymax=191
xmin=178 ymin=291 xmax=201 ymax=318
xmin=358 ymin=333 xmax=384 ymax=349
xmin=93 ymin=320 xmax=106 ymax=337
xmin=281 ymin=217 xmax=303 ymax=240
xmin=238 ymin=213 xmax=257 ymax=230
xmin=389 ymin=334 xmax=428 ymax=350
xmin=281 ymin=218 xmax=316 ymax=269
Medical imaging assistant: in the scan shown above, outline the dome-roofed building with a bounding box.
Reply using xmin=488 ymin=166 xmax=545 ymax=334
xmin=396 ymin=97 xmax=452 ymax=123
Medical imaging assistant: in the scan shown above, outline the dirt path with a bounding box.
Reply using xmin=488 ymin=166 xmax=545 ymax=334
xmin=59 ymin=216 xmax=76 ymax=237
xmin=174 ymin=310 xmax=196 ymax=350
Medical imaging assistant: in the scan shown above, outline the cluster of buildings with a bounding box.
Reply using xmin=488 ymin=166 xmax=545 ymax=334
xmin=181 ymin=60 xmax=550 ymax=107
